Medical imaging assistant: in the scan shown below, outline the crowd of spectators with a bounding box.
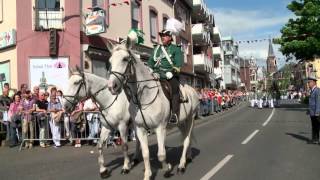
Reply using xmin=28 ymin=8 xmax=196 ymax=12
xmin=0 ymin=82 xmax=247 ymax=149
xmin=0 ymin=83 xmax=102 ymax=149
xmin=196 ymin=88 xmax=247 ymax=117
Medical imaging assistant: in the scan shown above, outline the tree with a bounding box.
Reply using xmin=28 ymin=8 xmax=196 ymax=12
xmin=278 ymin=0 xmax=320 ymax=61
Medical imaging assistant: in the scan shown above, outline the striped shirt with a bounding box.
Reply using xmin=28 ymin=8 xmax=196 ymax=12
xmin=21 ymin=98 xmax=35 ymax=121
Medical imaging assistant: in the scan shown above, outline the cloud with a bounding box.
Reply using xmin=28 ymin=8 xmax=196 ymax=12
xmin=212 ymin=8 xmax=292 ymax=35
xmin=211 ymin=8 xmax=291 ymax=68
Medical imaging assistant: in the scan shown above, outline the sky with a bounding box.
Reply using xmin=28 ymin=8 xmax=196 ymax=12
xmin=207 ymin=0 xmax=294 ymax=68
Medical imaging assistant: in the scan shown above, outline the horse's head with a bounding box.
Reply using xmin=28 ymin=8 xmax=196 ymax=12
xmin=63 ymin=69 xmax=88 ymax=112
xmin=106 ymin=39 xmax=135 ymax=95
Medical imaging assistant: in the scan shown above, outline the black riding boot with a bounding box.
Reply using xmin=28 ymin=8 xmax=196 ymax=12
xmin=169 ymin=76 xmax=180 ymax=124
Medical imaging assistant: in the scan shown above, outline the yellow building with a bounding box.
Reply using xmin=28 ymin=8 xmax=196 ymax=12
xmin=0 ymin=0 xmax=17 ymax=94
xmin=305 ymin=58 xmax=320 ymax=86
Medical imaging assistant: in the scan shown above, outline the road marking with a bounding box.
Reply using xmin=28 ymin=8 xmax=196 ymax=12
xmin=200 ymin=154 xmax=234 ymax=180
xmin=262 ymin=108 xmax=275 ymax=126
xmin=241 ymin=130 xmax=259 ymax=145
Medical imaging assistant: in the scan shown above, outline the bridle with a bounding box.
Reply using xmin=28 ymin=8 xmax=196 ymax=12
xmin=63 ymin=72 xmax=88 ymax=109
xmin=63 ymin=71 xmax=118 ymax=131
xmin=109 ymin=49 xmax=160 ymax=130
xmin=63 ymin=71 xmax=119 ymax=112
xmin=109 ymin=50 xmax=136 ymax=91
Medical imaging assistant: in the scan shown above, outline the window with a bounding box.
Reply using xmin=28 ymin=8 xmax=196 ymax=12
xmin=92 ymin=0 xmax=104 ymax=8
xmin=180 ymin=38 xmax=189 ymax=63
xmin=131 ymin=0 xmax=141 ymax=29
xmin=0 ymin=0 xmax=3 ymax=23
xmin=149 ymin=10 xmax=158 ymax=42
xmin=175 ymin=3 xmax=188 ymax=31
xmin=37 ymin=0 xmax=60 ymax=10
xmin=163 ymin=16 xmax=168 ymax=30
xmin=34 ymin=0 xmax=63 ymax=30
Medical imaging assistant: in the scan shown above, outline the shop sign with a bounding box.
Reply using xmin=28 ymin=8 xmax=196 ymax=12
xmin=0 ymin=29 xmax=16 ymax=50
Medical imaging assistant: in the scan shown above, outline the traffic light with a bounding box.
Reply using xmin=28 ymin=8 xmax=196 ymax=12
xmin=49 ymin=28 xmax=57 ymax=56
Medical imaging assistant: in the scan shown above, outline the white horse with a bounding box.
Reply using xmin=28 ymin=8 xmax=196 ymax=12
xmin=63 ymin=70 xmax=140 ymax=178
xmin=105 ymin=40 xmax=200 ymax=180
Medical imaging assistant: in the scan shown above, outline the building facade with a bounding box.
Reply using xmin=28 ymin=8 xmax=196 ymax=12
xmin=221 ymin=36 xmax=241 ymax=90
xmin=81 ymin=0 xmax=175 ymax=78
xmin=0 ymin=0 xmax=17 ymax=93
xmin=174 ymin=0 xmax=194 ymax=86
xmin=191 ymin=0 xmax=216 ymax=88
xmin=17 ymin=0 xmax=81 ymax=91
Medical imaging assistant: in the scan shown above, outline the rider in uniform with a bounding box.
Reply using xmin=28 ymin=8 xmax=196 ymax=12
xmin=147 ymin=27 xmax=183 ymax=124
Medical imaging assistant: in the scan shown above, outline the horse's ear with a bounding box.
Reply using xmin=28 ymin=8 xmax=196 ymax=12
xmin=126 ymin=36 xmax=134 ymax=50
xmin=105 ymin=40 xmax=114 ymax=52
xmin=75 ymin=65 xmax=82 ymax=73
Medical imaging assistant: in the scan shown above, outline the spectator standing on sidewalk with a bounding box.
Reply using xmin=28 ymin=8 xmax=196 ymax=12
xmin=21 ymin=90 xmax=35 ymax=148
xmin=83 ymin=98 xmax=100 ymax=145
xmin=8 ymin=94 xmax=23 ymax=147
xmin=35 ymin=91 xmax=49 ymax=148
xmin=32 ymin=86 xmax=40 ymax=101
xmin=70 ymin=101 xmax=84 ymax=147
xmin=48 ymin=93 xmax=63 ymax=147
xmin=0 ymin=89 xmax=12 ymax=144
xmin=57 ymin=90 xmax=71 ymax=141
xmin=307 ymin=76 xmax=320 ymax=144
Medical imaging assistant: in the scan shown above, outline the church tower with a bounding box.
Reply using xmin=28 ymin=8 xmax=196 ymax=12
xmin=266 ymin=39 xmax=277 ymax=74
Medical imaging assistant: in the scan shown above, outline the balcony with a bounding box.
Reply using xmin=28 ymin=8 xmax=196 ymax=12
xmin=34 ymin=8 xmax=64 ymax=30
xmin=212 ymin=46 xmax=223 ymax=61
xmin=212 ymin=26 xmax=221 ymax=43
xmin=192 ymin=23 xmax=210 ymax=45
xmin=193 ymin=54 xmax=210 ymax=73
xmin=192 ymin=0 xmax=211 ymax=22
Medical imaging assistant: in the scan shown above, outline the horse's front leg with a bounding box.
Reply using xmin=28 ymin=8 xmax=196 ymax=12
xmin=98 ymin=126 xmax=111 ymax=178
xmin=132 ymin=126 xmax=141 ymax=166
xmin=155 ymin=125 xmax=172 ymax=177
xmin=118 ymin=123 xmax=130 ymax=174
xmin=136 ymin=126 xmax=152 ymax=180
xmin=177 ymin=116 xmax=194 ymax=174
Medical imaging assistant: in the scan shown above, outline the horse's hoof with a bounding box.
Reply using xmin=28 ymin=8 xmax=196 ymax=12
xmin=163 ymin=164 xmax=173 ymax=178
xmin=121 ymin=169 xmax=130 ymax=175
xmin=131 ymin=158 xmax=139 ymax=166
xmin=100 ymin=169 xmax=111 ymax=179
xmin=186 ymin=158 xmax=192 ymax=164
xmin=177 ymin=167 xmax=186 ymax=174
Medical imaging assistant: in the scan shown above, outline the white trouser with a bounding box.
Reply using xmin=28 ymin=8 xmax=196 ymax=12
xmin=250 ymin=100 xmax=255 ymax=107
xmin=258 ymin=99 xmax=263 ymax=108
xmin=64 ymin=115 xmax=70 ymax=137
xmin=49 ymin=120 xmax=61 ymax=146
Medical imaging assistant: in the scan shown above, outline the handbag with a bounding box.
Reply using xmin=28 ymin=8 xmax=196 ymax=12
xmin=70 ymin=111 xmax=83 ymax=123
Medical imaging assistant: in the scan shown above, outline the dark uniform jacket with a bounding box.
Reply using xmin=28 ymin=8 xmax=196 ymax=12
xmin=148 ymin=43 xmax=183 ymax=80
xmin=309 ymin=87 xmax=320 ymax=116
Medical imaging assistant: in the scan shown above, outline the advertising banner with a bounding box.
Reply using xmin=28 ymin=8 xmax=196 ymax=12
xmin=29 ymin=57 xmax=69 ymax=92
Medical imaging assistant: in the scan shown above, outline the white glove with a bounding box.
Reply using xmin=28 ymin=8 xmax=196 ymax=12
xmin=148 ymin=67 xmax=154 ymax=74
xmin=166 ymin=72 xmax=173 ymax=79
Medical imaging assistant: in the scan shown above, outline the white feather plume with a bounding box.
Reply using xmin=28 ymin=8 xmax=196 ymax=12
xmin=165 ymin=18 xmax=183 ymax=36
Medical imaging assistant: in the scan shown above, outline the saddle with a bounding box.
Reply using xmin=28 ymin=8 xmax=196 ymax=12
xmin=160 ymin=80 xmax=188 ymax=103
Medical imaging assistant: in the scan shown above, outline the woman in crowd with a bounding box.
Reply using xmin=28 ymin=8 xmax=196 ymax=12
xmin=8 ymin=94 xmax=23 ymax=147
xmin=70 ymin=101 xmax=84 ymax=148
